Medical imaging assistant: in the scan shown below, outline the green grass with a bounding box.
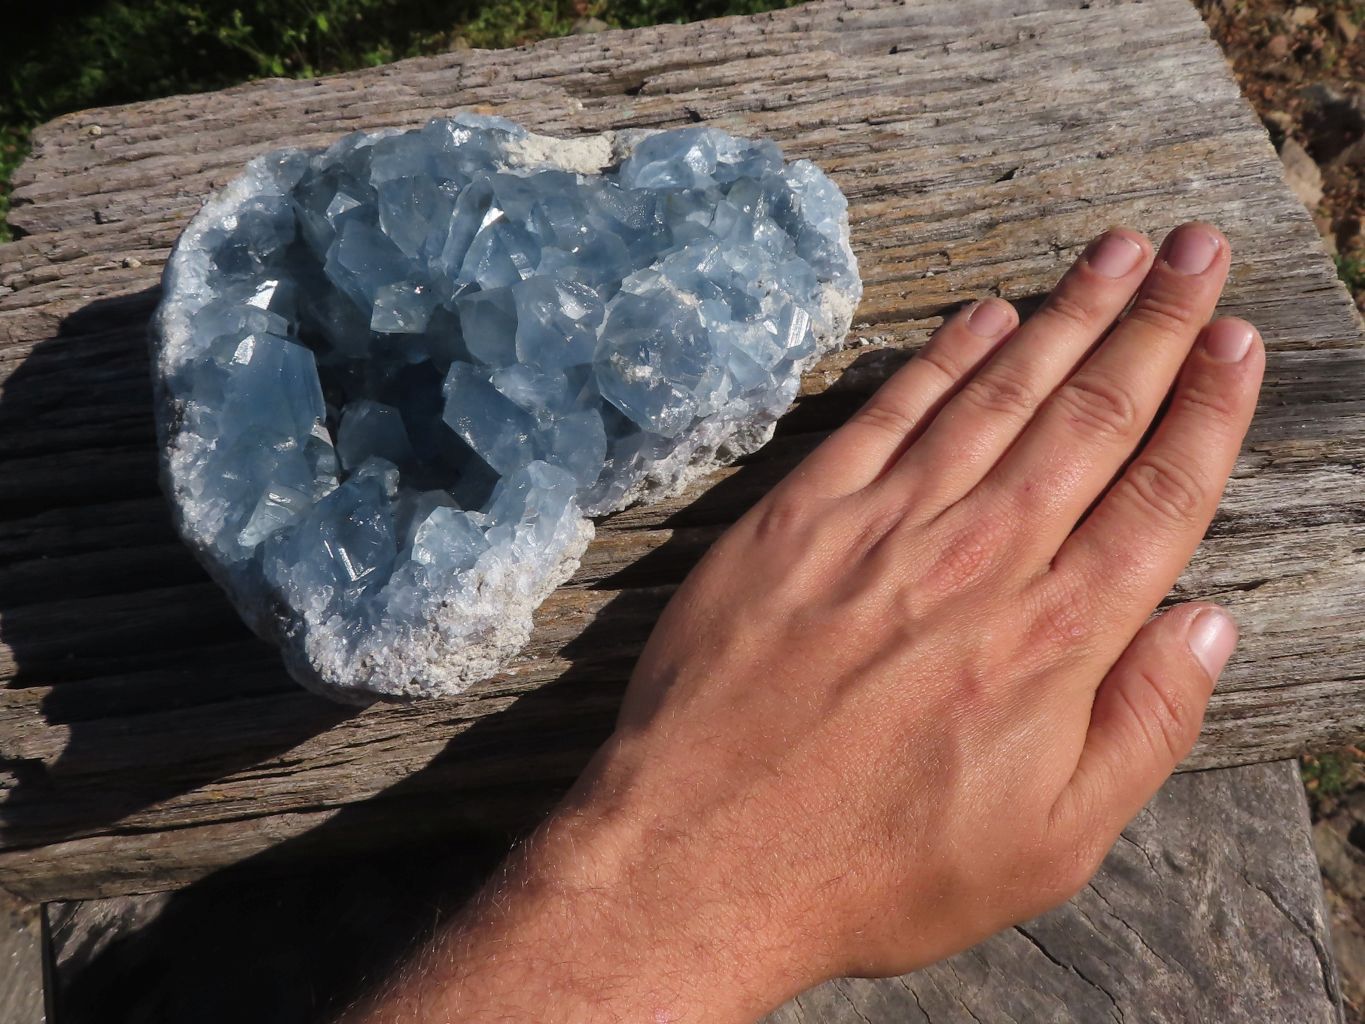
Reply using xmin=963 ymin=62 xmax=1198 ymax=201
xmin=0 ymin=125 xmax=26 ymax=243
xmin=453 ymin=0 xmax=581 ymax=51
xmin=0 ymin=0 xmax=803 ymax=242
xmin=1302 ymin=747 xmax=1365 ymax=806
xmin=1338 ymin=252 xmax=1365 ymax=294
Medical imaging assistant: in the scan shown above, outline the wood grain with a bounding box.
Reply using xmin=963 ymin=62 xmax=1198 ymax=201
xmin=768 ymin=761 xmax=1344 ymax=1023
xmin=1 ymin=0 xmax=1363 ymax=901
xmin=0 ymin=889 xmax=46 ymax=1024
xmin=38 ymin=762 xmax=1343 ymax=1023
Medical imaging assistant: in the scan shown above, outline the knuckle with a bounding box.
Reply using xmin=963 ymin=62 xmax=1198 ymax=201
xmin=1123 ymin=454 xmax=1207 ymax=524
xmin=749 ymin=488 xmax=810 ymax=543
xmin=959 ymin=366 xmax=1039 ymax=420
xmin=1021 ymin=579 xmax=1096 ymax=659
xmin=915 ymin=344 xmax=966 ymax=386
xmin=853 ymin=402 xmax=921 ymax=443
xmin=1123 ymin=290 xmax=1201 ymax=337
xmin=1053 ymin=372 xmax=1140 ymax=439
xmin=1041 ymin=289 xmax=1099 ymax=332
xmin=891 ymin=577 xmax=933 ymax=623
xmin=922 ymin=511 xmax=1012 ymax=595
xmin=1120 ymin=666 xmax=1197 ymax=765
xmin=1171 ymin=378 xmax=1240 ymax=423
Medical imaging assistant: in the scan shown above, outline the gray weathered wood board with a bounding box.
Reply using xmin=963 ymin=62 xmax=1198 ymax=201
xmin=0 ymin=889 xmax=45 ymax=1024
xmin=1 ymin=0 xmax=1363 ymax=901
xmin=37 ymin=762 xmax=1343 ymax=1023
xmin=768 ymin=761 xmax=1343 ymax=1023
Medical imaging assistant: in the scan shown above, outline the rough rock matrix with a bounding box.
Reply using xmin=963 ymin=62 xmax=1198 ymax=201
xmin=152 ymin=115 xmax=861 ymax=701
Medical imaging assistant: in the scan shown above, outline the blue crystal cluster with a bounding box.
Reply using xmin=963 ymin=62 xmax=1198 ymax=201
xmin=153 ymin=115 xmax=860 ymax=699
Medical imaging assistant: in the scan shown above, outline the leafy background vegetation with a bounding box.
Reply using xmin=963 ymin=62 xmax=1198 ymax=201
xmin=0 ymin=0 xmax=801 ymax=241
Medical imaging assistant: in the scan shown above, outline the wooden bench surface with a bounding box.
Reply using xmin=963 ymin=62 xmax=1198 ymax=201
xmin=766 ymin=761 xmax=1344 ymax=1023
xmin=30 ymin=761 xmax=1343 ymax=1023
xmin=1 ymin=0 xmax=1363 ymax=912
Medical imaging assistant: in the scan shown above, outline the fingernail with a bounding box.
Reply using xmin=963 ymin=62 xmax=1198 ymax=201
xmin=1202 ymin=319 xmax=1255 ymax=363
xmin=1187 ymin=607 xmax=1238 ymax=681
xmin=966 ymin=299 xmax=1013 ymax=337
xmin=1086 ymin=233 xmax=1144 ymax=279
xmin=1163 ymin=225 xmax=1221 ymax=275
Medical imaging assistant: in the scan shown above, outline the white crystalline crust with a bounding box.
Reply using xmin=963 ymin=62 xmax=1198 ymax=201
xmin=153 ymin=123 xmax=859 ymax=702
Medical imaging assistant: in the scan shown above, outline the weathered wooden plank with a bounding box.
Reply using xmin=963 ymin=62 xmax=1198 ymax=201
xmin=767 ymin=761 xmax=1344 ymax=1024
xmin=38 ymin=763 xmax=1342 ymax=1023
xmin=0 ymin=0 xmax=1362 ymax=901
xmin=0 ymin=889 xmax=46 ymax=1024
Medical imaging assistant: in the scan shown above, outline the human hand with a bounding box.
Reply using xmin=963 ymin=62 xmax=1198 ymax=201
xmin=344 ymin=223 xmax=1264 ymax=1024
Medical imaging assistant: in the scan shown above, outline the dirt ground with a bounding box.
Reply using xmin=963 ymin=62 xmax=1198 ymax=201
xmin=1304 ymin=748 xmax=1365 ymax=1022
xmin=1196 ymin=2 xmax=1365 ymax=1018
xmin=1198 ymin=0 xmax=1365 ymax=297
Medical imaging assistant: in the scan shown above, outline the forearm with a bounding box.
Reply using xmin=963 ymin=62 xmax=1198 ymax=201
xmin=339 ymin=751 xmax=816 ymax=1024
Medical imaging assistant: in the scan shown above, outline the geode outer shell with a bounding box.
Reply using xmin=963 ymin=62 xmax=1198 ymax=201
xmin=152 ymin=115 xmax=861 ymax=702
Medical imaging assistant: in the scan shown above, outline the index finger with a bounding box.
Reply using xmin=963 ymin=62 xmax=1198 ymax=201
xmin=784 ymin=298 xmax=1018 ymax=500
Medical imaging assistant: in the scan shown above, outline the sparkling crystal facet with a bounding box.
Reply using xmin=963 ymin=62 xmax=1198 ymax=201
xmin=153 ymin=116 xmax=860 ymax=699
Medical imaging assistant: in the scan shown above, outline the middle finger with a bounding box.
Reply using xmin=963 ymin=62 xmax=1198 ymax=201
xmin=874 ymin=227 xmax=1153 ymax=518
xmin=953 ymin=222 xmax=1229 ymax=558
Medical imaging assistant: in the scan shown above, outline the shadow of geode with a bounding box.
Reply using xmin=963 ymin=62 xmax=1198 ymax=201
xmin=12 ymin=277 xmax=1014 ymax=1020
xmin=29 ymin=388 xmax=846 ymax=1023
xmin=0 ymin=286 xmax=363 ymax=855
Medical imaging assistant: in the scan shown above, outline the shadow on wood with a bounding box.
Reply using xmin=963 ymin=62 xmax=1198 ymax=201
xmin=0 ymin=272 xmax=981 ymax=1021
xmin=0 ymin=287 xmax=955 ymax=1023
xmin=0 ymin=274 xmax=966 ymax=863
xmin=0 ymin=289 xmax=358 ymax=849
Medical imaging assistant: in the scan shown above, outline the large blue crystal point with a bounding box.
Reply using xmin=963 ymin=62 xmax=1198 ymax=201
xmin=153 ymin=117 xmax=861 ymax=700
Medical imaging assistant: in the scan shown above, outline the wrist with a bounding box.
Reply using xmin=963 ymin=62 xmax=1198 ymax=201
xmin=502 ymin=748 xmax=819 ymax=1024
xmin=445 ymin=737 xmax=824 ymax=1023
xmin=341 ymin=732 xmax=836 ymax=1024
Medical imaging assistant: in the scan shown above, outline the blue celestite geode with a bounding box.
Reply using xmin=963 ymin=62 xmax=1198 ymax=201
xmin=152 ymin=115 xmax=861 ymax=701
